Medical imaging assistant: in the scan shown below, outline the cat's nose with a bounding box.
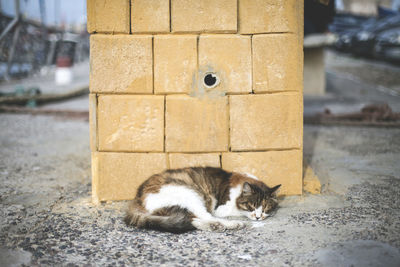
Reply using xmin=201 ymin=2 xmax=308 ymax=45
xmin=255 ymin=216 xmax=261 ymax=220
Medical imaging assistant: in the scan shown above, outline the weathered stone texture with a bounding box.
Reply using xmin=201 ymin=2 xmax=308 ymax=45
xmin=92 ymin=152 xmax=167 ymax=202
xmin=171 ymin=0 xmax=237 ymax=33
xmin=239 ymin=0 xmax=297 ymax=34
xmin=230 ymin=93 xmax=302 ymax=151
xmin=154 ymin=35 xmax=197 ymax=94
xmin=222 ymin=150 xmax=302 ymax=195
xmin=97 ymin=95 xmax=164 ymax=152
xmin=87 ymin=0 xmax=130 ymax=33
xmin=89 ymin=94 xmax=97 ymax=152
xmin=165 ymin=95 xmax=229 ymax=152
xmin=90 ymin=35 xmax=153 ymax=94
xmin=198 ymin=35 xmax=252 ymax=94
xmin=131 ymin=0 xmax=170 ymax=33
xmin=252 ymin=34 xmax=301 ymax=93
xmin=169 ymin=153 xmax=221 ymax=169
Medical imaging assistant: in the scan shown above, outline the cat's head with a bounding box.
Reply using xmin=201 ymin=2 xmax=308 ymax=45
xmin=236 ymin=182 xmax=281 ymax=220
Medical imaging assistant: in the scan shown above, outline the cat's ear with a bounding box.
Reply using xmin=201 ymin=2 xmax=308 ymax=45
xmin=242 ymin=182 xmax=253 ymax=195
xmin=269 ymin=184 xmax=281 ymax=195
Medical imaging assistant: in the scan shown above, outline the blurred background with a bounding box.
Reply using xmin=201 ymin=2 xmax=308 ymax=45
xmin=0 ymin=0 xmax=88 ymax=81
xmin=300 ymin=0 xmax=400 ymax=127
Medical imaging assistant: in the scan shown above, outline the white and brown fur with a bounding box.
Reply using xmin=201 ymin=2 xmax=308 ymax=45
xmin=124 ymin=167 xmax=281 ymax=234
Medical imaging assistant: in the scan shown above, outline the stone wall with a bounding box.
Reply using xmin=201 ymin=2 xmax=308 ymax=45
xmin=87 ymin=0 xmax=304 ymax=203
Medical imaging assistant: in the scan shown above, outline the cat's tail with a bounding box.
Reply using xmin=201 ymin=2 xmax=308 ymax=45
xmin=124 ymin=199 xmax=196 ymax=234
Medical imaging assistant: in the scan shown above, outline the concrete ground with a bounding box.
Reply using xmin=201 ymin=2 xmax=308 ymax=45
xmin=1 ymin=51 xmax=400 ymax=266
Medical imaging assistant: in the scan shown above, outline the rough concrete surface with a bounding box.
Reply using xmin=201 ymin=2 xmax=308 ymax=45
xmin=1 ymin=51 xmax=400 ymax=266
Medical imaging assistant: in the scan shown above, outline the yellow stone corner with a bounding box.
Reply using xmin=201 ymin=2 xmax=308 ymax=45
xmin=89 ymin=94 xmax=97 ymax=152
xmin=252 ymin=34 xmax=302 ymax=93
xmin=239 ymin=0 xmax=297 ymax=34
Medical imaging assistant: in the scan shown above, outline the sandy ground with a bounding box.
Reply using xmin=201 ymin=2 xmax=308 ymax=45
xmin=0 ymin=51 xmax=400 ymax=266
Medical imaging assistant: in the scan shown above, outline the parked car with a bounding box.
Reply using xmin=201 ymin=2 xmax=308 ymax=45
xmin=329 ymin=14 xmax=374 ymax=53
xmin=351 ymin=15 xmax=400 ymax=57
xmin=329 ymin=13 xmax=370 ymax=33
xmin=330 ymin=12 xmax=400 ymax=64
xmin=374 ymin=27 xmax=400 ymax=63
xmin=335 ymin=28 xmax=359 ymax=52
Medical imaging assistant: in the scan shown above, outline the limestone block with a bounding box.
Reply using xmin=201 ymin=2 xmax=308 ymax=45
xmin=171 ymin=0 xmax=237 ymax=33
xmin=166 ymin=95 xmax=229 ymax=152
xmin=154 ymin=35 xmax=197 ymax=94
xmin=131 ymin=0 xmax=170 ymax=33
xmin=90 ymin=35 xmax=153 ymax=94
xmin=252 ymin=34 xmax=302 ymax=93
xmin=230 ymin=93 xmax=302 ymax=151
xmin=169 ymin=153 xmax=221 ymax=169
xmin=239 ymin=0 xmax=297 ymax=34
xmin=92 ymin=152 xmax=167 ymax=202
xmin=222 ymin=150 xmax=302 ymax=195
xmin=198 ymin=35 xmax=252 ymax=94
xmin=89 ymin=94 xmax=97 ymax=151
xmin=87 ymin=0 xmax=130 ymax=33
xmin=297 ymin=0 xmax=304 ymax=46
xmin=97 ymin=95 xmax=164 ymax=152
xmin=87 ymin=0 xmax=96 ymax=33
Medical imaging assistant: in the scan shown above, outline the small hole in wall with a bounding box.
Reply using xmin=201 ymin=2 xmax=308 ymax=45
xmin=203 ymin=73 xmax=220 ymax=89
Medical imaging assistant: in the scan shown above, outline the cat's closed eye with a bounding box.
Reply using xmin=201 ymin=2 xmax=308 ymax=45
xmin=263 ymin=201 xmax=277 ymax=212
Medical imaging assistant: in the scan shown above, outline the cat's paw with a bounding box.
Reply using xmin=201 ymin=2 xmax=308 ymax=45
xmin=192 ymin=218 xmax=226 ymax=232
xmin=219 ymin=219 xmax=246 ymax=230
xmin=192 ymin=218 xmax=246 ymax=232
xmin=209 ymin=221 xmax=227 ymax=231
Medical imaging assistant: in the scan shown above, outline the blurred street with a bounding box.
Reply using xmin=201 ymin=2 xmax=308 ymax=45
xmin=305 ymin=50 xmax=400 ymax=117
xmin=0 ymin=50 xmax=400 ymax=265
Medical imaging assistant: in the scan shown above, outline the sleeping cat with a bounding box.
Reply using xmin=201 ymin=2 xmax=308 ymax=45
xmin=124 ymin=167 xmax=281 ymax=234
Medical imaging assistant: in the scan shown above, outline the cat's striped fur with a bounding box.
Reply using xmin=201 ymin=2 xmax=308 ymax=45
xmin=124 ymin=167 xmax=280 ymax=233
